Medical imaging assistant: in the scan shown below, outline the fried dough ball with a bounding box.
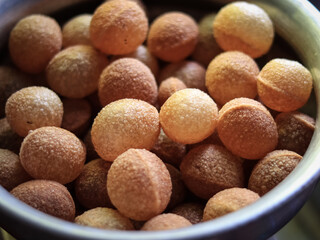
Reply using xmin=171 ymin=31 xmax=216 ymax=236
xmin=141 ymin=213 xmax=192 ymax=231
xmin=0 ymin=118 xmax=23 ymax=154
xmin=160 ymin=88 xmax=218 ymax=144
xmin=107 ymin=149 xmax=172 ymax=221
xmin=20 ymin=127 xmax=86 ymax=184
xmin=9 ymin=14 xmax=62 ymax=74
xmin=91 ymin=99 xmax=160 ymax=162
xmin=171 ymin=202 xmax=204 ymax=224
xmin=158 ymin=77 xmax=187 ymax=106
xmin=257 ymin=59 xmax=313 ymax=112
xmin=148 ymin=12 xmax=198 ymax=62
xmin=188 ymin=130 xmax=223 ymax=150
xmin=206 ymin=51 xmax=259 ymax=105
xmin=90 ymin=0 xmax=148 ymax=55
xmin=98 ymin=58 xmax=157 ymax=107
xmin=75 ymin=207 xmax=134 ymax=230
xmin=248 ymin=150 xmax=302 ymax=196
xmin=217 ymin=98 xmax=278 ymax=159
xmin=11 ymin=180 xmax=75 ymax=221
xmin=46 ymin=45 xmax=108 ymax=99
xmin=180 ymin=144 xmax=244 ymax=199
xmin=0 ymin=149 xmax=31 ymax=191
xmin=202 ymin=188 xmax=260 ymax=221
xmin=62 ymin=14 xmax=92 ymax=48
xmin=5 ymin=86 xmax=63 ymax=137
xmin=213 ymin=2 xmax=274 ymax=58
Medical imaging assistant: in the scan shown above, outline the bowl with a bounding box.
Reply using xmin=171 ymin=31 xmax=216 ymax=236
xmin=1 ymin=0 xmax=320 ymax=239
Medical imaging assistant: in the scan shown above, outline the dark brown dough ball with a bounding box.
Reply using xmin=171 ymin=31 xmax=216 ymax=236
xmin=171 ymin=202 xmax=204 ymax=224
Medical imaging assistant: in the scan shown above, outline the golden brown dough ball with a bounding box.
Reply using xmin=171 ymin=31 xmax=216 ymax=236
xmin=5 ymin=86 xmax=63 ymax=137
xmin=248 ymin=150 xmax=302 ymax=196
xmin=90 ymin=0 xmax=148 ymax=55
xmin=148 ymin=12 xmax=198 ymax=62
xmin=202 ymin=188 xmax=260 ymax=221
xmin=9 ymin=14 xmax=62 ymax=74
xmin=257 ymin=58 xmax=313 ymax=112
xmin=20 ymin=127 xmax=86 ymax=184
xmin=107 ymin=149 xmax=172 ymax=221
xmin=206 ymin=51 xmax=259 ymax=105
xmin=11 ymin=180 xmax=75 ymax=221
xmin=75 ymin=207 xmax=134 ymax=230
xmin=217 ymin=98 xmax=278 ymax=159
xmin=159 ymin=88 xmax=218 ymax=144
xmin=46 ymin=45 xmax=108 ymax=99
xmin=0 ymin=118 xmax=24 ymax=154
xmin=62 ymin=14 xmax=92 ymax=48
xmin=91 ymin=99 xmax=160 ymax=162
xmin=180 ymin=144 xmax=244 ymax=199
xmin=213 ymin=2 xmax=274 ymax=58
xmin=158 ymin=77 xmax=187 ymax=106
xmin=98 ymin=58 xmax=157 ymax=107
xmin=141 ymin=213 xmax=192 ymax=231
xmin=171 ymin=202 xmax=204 ymax=225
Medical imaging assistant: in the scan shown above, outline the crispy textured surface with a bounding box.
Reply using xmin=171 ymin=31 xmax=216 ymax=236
xmin=203 ymin=188 xmax=259 ymax=221
xmin=257 ymin=58 xmax=313 ymax=112
xmin=90 ymin=0 xmax=148 ymax=55
xmin=75 ymin=207 xmax=134 ymax=230
xmin=10 ymin=180 xmax=75 ymax=221
xmin=98 ymin=58 xmax=157 ymax=107
xmin=248 ymin=150 xmax=302 ymax=196
xmin=213 ymin=2 xmax=274 ymax=58
xmin=9 ymin=14 xmax=62 ymax=74
xmin=46 ymin=45 xmax=108 ymax=99
xmin=218 ymin=98 xmax=278 ymax=159
xmin=20 ymin=127 xmax=86 ymax=184
xmin=180 ymin=144 xmax=244 ymax=199
xmin=107 ymin=149 xmax=172 ymax=221
xmin=5 ymin=86 xmax=63 ymax=137
xmin=206 ymin=51 xmax=259 ymax=105
xmin=171 ymin=202 xmax=204 ymax=225
xmin=160 ymin=88 xmax=218 ymax=144
xmin=141 ymin=213 xmax=191 ymax=231
xmin=158 ymin=77 xmax=187 ymax=106
xmin=91 ymin=99 xmax=160 ymax=162
xmin=148 ymin=12 xmax=198 ymax=62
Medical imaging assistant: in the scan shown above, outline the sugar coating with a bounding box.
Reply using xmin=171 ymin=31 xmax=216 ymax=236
xmin=9 ymin=14 xmax=62 ymax=74
xmin=91 ymin=99 xmax=160 ymax=162
xmin=206 ymin=51 xmax=259 ymax=105
xmin=10 ymin=180 xmax=75 ymax=221
xmin=213 ymin=2 xmax=274 ymax=58
xmin=90 ymin=0 xmax=148 ymax=55
xmin=202 ymin=188 xmax=260 ymax=221
xmin=98 ymin=58 xmax=158 ymax=107
xmin=141 ymin=213 xmax=192 ymax=231
xmin=171 ymin=202 xmax=204 ymax=224
xmin=248 ymin=150 xmax=302 ymax=196
xmin=46 ymin=45 xmax=108 ymax=99
xmin=148 ymin=12 xmax=199 ymax=62
xmin=218 ymin=98 xmax=278 ymax=159
xmin=5 ymin=86 xmax=63 ymax=137
xmin=20 ymin=126 xmax=86 ymax=184
xmin=158 ymin=77 xmax=187 ymax=106
xmin=75 ymin=207 xmax=134 ymax=230
xmin=257 ymin=58 xmax=313 ymax=112
xmin=107 ymin=149 xmax=172 ymax=221
xmin=160 ymin=88 xmax=218 ymax=144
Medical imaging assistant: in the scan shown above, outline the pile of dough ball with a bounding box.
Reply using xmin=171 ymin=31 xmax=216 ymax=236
xmin=0 ymin=0 xmax=316 ymax=234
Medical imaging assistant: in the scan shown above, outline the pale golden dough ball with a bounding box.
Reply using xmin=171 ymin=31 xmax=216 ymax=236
xmin=19 ymin=127 xmax=86 ymax=184
xmin=202 ymin=188 xmax=260 ymax=221
xmin=159 ymin=88 xmax=218 ymax=144
xmin=107 ymin=149 xmax=172 ymax=221
xmin=141 ymin=213 xmax=192 ymax=231
xmin=98 ymin=58 xmax=157 ymax=107
xmin=248 ymin=150 xmax=302 ymax=196
xmin=91 ymin=99 xmax=160 ymax=162
xmin=90 ymin=0 xmax=148 ymax=55
xmin=257 ymin=58 xmax=313 ymax=112
xmin=62 ymin=14 xmax=92 ymax=48
xmin=158 ymin=77 xmax=187 ymax=106
xmin=75 ymin=207 xmax=134 ymax=230
xmin=46 ymin=45 xmax=108 ymax=99
xmin=5 ymin=86 xmax=63 ymax=137
xmin=213 ymin=2 xmax=274 ymax=58
xmin=148 ymin=12 xmax=198 ymax=62
xmin=217 ymin=98 xmax=278 ymax=159
xmin=206 ymin=51 xmax=259 ymax=105
xmin=9 ymin=14 xmax=62 ymax=74
xmin=171 ymin=202 xmax=204 ymax=225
